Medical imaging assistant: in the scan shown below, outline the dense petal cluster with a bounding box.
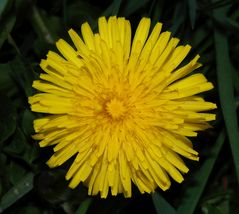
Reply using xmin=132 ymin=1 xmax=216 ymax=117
xmin=29 ymin=16 xmax=216 ymax=198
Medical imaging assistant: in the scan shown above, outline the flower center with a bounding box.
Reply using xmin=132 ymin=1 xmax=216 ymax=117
xmin=106 ymin=98 xmax=126 ymax=119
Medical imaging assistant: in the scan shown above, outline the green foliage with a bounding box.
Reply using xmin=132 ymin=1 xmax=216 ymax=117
xmin=213 ymin=2 xmax=239 ymax=184
xmin=152 ymin=192 xmax=176 ymax=214
xmin=178 ymin=131 xmax=226 ymax=214
xmin=75 ymin=198 xmax=93 ymax=214
xmin=0 ymin=173 xmax=34 ymax=212
xmin=0 ymin=0 xmax=239 ymax=213
xmin=0 ymin=94 xmax=16 ymax=144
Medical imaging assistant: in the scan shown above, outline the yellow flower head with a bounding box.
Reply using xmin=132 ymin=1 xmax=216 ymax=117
xmin=29 ymin=16 xmax=216 ymax=198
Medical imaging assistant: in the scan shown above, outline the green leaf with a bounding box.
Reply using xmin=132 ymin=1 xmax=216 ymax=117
xmin=29 ymin=5 xmax=55 ymax=44
xmin=212 ymin=14 xmax=239 ymax=34
xmin=66 ymin=1 xmax=100 ymax=28
xmin=0 ymin=93 xmax=16 ymax=144
xmin=9 ymin=56 xmax=35 ymax=97
xmin=3 ymin=127 xmax=39 ymax=165
xmin=34 ymin=170 xmax=73 ymax=205
xmin=213 ymin=4 xmax=239 ymax=184
xmin=8 ymin=162 xmax=26 ymax=185
xmin=18 ymin=206 xmax=41 ymax=214
xmin=201 ymin=191 xmax=231 ymax=214
xmin=75 ymin=198 xmax=93 ymax=214
xmin=3 ymin=127 xmax=26 ymax=155
xmin=177 ymin=131 xmax=225 ymax=214
xmin=0 ymin=0 xmax=8 ymax=16
xmin=0 ymin=172 xmax=34 ymax=213
xmin=224 ymin=17 xmax=239 ymax=32
xmin=170 ymin=2 xmax=186 ymax=35
xmin=201 ymin=203 xmax=224 ymax=214
xmin=151 ymin=0 xmax=164 ymax=26
xmin=0 ymin=13 xmax=16 ymax=50
xmin=190 ymin=25 xmax=212 ymax=55
xmin=111 ymin=0 xmax=122 ymax=15
xmin=32 ymin=10 xmax=63 ymax=43
xmin=22 ymin=142 xmax=39 ymax=165
xmin=152 ymin=192 xmax=176 ymax=214
xmin=187 ymin=0 xmax=197 ymax=29
xmin=21 ymin=109 xmax=35 ymax=136
xmin=102 ymin=0 xmax=122 ymax=17
xmin=0 ymin=63 xmax=18 ymax=96
xmin=121 ymin=0 xmax=150 ymax=16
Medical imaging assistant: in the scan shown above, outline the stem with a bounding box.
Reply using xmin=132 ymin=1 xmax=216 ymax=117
xmin=8 ymin=34 xmax=21 ymax=55
xmin=30 ymin=3 xmax=54 ymax=44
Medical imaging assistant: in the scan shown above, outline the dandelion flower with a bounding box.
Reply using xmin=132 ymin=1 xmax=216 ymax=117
xmin=29 ymin=16 xmax=217 ymax=198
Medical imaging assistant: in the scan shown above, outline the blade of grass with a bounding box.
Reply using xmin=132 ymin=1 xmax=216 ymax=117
xmin=29 ymin=2 xmax=54 ymax=44
xmin=102 ymin=0 xmax=122 ymax=17
xmin=0 ymin=0 xmax=8 ymax=16
xmin=170 ymin=2 xmax=186 ymax=35
xmin=177 ymin=130 xmax=225 ymax=214
xmin=0 ymin=172 xmax=34 ymax=213
xmin=0 ymin=14 xmax=16 ymax=50
xmin=75 ymin=198 xmax=92 ymax=214
xmin=213 ymin=3 xmax=239 ymax=183
xmin=10 ymin=56 xmax=35 ymax=97
xmin=150 ymin=0 xmax=164 ymax=26
xmin=152 ymin=192 xmax=177 ymax=214
xmin=122 ymin=0 xmax=150 ymax=16
xmin=0 ymin=93 xmax=16 ymax=144
xmin=199 ymin=0 xmax=232 ymax=12
xmin=111 ymin=0 xmax=122 ymax=15
xmin=212 ymin=15 xmax=239 ymax=34
xmin=187 ymin=0 xmax=197 ymax=29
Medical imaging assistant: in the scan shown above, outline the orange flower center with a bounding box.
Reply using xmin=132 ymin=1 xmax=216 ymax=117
xmin=106 ymin=98 xmax=126 ymax=119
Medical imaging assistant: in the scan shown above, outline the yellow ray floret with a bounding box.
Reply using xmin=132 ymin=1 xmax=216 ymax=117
xmin=29 ymin=16 xmax=217 ymax=198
